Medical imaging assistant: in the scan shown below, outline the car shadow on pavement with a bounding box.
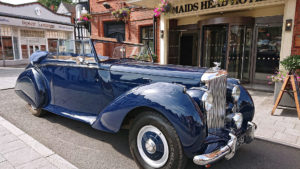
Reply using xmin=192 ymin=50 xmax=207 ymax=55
xmin=43 ymin=112 xmax=133 ymax=159
xmin=41 ymin=112 xmax=300 ymax=169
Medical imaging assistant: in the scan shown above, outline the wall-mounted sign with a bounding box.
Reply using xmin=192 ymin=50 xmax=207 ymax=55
xmin=0 ymin=16 xmax=73 ymax=32
xmin=173 ymin=0 xmax=264 ymax=14
xmin=35 ymin=7 xmax=41 ymax=16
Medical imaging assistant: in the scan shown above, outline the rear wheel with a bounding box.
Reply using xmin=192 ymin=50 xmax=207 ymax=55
xmin=27 ymin=104 xmax=46 ymax=117
xmin=129 ymin=111 xmax=187 ymax=169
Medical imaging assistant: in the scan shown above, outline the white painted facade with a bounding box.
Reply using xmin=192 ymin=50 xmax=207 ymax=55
xmin=0 ymin=2 xmax=74 ymax=66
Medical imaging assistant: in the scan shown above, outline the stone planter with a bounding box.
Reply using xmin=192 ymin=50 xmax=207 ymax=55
xmin=273 ymin=82 xmax=296 ymax=108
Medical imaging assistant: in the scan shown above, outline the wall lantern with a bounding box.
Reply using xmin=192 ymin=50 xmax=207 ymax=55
xmin=103 ymin=2 xmax=111 ymax=9
xmin=81 ymin=7 xmax=88 ymax=15
xmin=160 ymin=30 xmax=164 ymax=38
xmin=285 ymin=19 xmax=293 ymax=31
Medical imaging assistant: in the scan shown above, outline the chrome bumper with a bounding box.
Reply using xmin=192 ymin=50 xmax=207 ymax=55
xmin=193 ymin=122 xmax=257 ymax=166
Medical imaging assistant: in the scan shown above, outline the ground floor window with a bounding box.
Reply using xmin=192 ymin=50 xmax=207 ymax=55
xmin=140 ymin=26 xmax=154 ymax=53
xmin=0 ymin=36 xmax=14 ymax=60
xmin=48 ymin=39 xmax=58 ymax=53
xmin=104 ymin=21 xmax=125 ymax=42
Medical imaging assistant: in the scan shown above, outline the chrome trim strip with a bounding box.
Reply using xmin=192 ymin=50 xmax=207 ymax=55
xmin=38 ymin=62 xmax=99 ymax=69
xmin=193 ymin=133 xmax=237 ymax=166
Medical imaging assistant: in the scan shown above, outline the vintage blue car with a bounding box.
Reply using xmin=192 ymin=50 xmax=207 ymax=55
xmin=15 ymin=38 xmax=256 ymax=169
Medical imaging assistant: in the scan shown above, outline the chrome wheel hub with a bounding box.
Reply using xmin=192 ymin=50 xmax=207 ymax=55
xmin=145 ymin=139 xmax=156 ymax=154
xmin=137 ymin=125 xmax=169 ymax=168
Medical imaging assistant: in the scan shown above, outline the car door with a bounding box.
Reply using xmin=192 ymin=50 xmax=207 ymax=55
xmin=51 ymin=40 xmax=111 ymax=115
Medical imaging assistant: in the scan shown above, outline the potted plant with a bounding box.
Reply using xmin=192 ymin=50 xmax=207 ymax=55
xmin=269 ymin=55 xmax=300 ymax=108
xmin=280 ymin=55 xmax=300 ymax=74
xmin=111 ymin=8 xmax=131 ymax=23
xmin=153 ymin=0 xmax=172 ymax=17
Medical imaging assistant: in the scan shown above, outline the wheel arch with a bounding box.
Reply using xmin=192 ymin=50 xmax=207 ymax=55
xmin=14 ymin=67 xmax=50 ymax=109
xmin=121 ymin=106 xmax=158 ymax=130
xmin=91 ymin=82 xmax=207 ymax=158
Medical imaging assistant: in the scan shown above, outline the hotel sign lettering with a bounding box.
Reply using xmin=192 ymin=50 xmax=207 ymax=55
xmin=174 ymin=0 xmax=264 ymax=14
xmin=0 ymin=16 xmax=73 ymax=32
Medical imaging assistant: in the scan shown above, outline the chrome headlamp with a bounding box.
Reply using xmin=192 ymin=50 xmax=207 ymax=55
xmin=201 ymin=92 xmax=213 ymax=111
xmin=232 ymin=85 xmax=240 ymax=102
xmin=232 ymin=113 xmax=243 ymax=129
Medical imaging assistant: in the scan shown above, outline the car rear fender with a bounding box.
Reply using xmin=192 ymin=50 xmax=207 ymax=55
xmin=14 ymin=67 xmax=50 ymax=109
xmin=92 ymin=82 xmax=207 ymax=158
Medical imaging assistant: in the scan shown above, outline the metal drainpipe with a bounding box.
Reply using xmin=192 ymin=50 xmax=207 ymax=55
xmin=153 ymin=16 xmax=157 ymax=55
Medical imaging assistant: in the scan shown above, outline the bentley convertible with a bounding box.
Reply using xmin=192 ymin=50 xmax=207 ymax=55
xmin=15 ymin=37 xmax=256 ymax=169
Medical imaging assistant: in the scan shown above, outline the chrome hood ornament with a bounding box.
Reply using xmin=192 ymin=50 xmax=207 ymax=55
xmin=213 ymin=62 xmax=221 ymax=71
xmin=201 ymin=62 xmax=227 ymax=83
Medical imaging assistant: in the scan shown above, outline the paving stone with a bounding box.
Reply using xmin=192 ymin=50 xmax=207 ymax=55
xmin=285 ymin=128 xmax=300 ymax=137
xmin=46 ymin=154 xmax=77 ymax=169
xmin=0 ymin=161 xmax=14 ymax=169
xmin=3 ymin=147 xmax=42 ymax=167
xmin=274 ymin=121 xmax=296 ymax=129
xmin=297 ymin=137 xmax=300 ymax=146
xmin=273 ymin=132 xmax=298 ymax=144
xmin=0 ymin=120 xmax=24 ymax=136
xmin=25 ymin=139 xmax=54 ymax=157
xmin=16 ymin=158 xmax=57 ymax=169
xmin=255 ymin=128 xmax=275 ymax=139
xmin=257 ymin=123 xmax=286 ymax=133
xmin=0 ymin=125 xmax=10 ymax=136
xmin=0 ymin=133 xmax=18 ymax=145
xmin=0 ymin=154 xmax=6 ymax=163
xmin=0 ymin=140 xmax=27 ymax=154
xmin=19 ymin=133 xmax=35 ymax=143
xmin=40 ymin=165 xmax=59 ymax=169
xmin=294 ymin=124 xmax=300 ymax=130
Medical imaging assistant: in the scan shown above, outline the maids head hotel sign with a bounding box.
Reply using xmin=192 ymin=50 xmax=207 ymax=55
xmin=173 ymin=0 xmax=264 ymax=14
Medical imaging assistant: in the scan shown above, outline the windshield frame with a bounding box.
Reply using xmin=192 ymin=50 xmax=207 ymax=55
xmin=91 ymin=38 xmax=154 ymax=63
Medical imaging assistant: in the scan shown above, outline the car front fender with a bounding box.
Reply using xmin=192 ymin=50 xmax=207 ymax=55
xmin=15 ymin=67 xmax=50 ymax=109
xmin=92 ymin=82 xmax=207 ymax=158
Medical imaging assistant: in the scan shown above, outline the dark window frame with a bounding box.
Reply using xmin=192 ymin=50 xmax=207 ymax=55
xmin=140 ymin=26 xmax=154 ymax=53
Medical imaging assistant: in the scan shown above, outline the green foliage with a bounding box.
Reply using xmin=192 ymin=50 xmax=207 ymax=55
xmin=280 ymin=55 xmax=300 ymax=72
xmin=134 ymin=54 xmax=158 ymax=62
xmin=111 ymin=8 xmax=131 ymax=22
xmin=38 ymin=0 xmax=72 ymax=11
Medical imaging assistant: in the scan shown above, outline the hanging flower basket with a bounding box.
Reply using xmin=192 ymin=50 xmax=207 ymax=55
xmin=154 ymin=0 xmax=172 ymax=17
xmin=111 ymin=8 xmax=131 ymax=23
xmin=77 ymin=13 xmax=92 ymax=24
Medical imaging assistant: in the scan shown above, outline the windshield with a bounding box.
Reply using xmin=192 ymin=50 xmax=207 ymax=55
xmin=93 ymin=40 xmax=154 ymax=62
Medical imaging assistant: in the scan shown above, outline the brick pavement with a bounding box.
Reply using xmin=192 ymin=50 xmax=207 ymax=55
xmin=250 ymin=90 xmax=300 ymax=149
xmin=0 ymin=115 xmax=78 ymax=169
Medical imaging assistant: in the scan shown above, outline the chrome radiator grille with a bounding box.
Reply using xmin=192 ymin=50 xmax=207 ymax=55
xmin=206 ymin=75 xmax=227 ymax=129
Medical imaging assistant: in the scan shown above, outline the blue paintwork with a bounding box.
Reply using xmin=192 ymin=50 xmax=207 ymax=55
xmin=15 ymin=40 xmax=255 ymax=159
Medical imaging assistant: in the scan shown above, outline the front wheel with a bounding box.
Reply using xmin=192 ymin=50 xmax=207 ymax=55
xmin=129 ymin=111 xmax=187 ymax=169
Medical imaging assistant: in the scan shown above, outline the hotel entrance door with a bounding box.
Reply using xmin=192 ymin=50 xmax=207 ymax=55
xmin=200 ymin=17 xmax=254 ymax=82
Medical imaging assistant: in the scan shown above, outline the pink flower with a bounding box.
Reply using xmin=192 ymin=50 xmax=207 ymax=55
xmin=83 ymin=17 xmax=88 ymax=21
xmin=267 ymin=76 xmax=270 ymax=79
xmin=268 ymin=82 xmax=272 ymax=85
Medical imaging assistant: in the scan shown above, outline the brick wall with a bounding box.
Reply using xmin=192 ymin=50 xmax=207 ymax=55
xmin=89 ymin=0 xmax=160 ymax=61
xmin=291 ymin=0 xmax=300 ymax=55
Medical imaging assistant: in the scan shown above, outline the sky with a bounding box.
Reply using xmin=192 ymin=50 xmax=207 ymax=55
xmin=0 ymin=0 xmax=37 ymax=5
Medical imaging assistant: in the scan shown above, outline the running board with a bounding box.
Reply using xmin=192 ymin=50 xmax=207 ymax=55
xmin=44 ymin=105 xmax=97 ymax=125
